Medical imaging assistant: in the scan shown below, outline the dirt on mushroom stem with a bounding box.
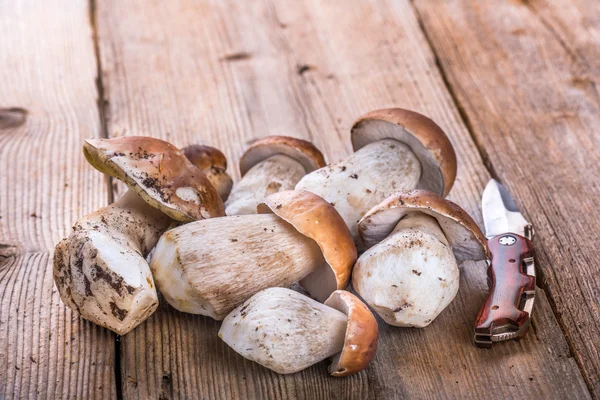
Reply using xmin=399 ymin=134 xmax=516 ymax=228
xmin=352 ymin=212 xmax=459 ymax=327
xmin=53 ymin=190 xmax=166 ymax=334
xmin=219 ymin=288 xmax=348 ymax=374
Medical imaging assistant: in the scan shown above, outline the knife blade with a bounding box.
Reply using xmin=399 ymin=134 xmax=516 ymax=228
xmin=474 ymin=179 xmax=536 ymax=348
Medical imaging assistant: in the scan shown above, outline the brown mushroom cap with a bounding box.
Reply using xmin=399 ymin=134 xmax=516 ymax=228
xmin=239 ymin=136 xmax=326 ymax=177
xmin=257 ymin=190 xmax=356 ymax=301
xmin=182 ymin=144 xmax=228 ymax=171
xmin=84 ymin=137 xmax=225 ymax=222
xmin=325 ymin=290 xmax=378 ymax=377
xmin=351 ymin=109 xmax=457 ymax=197
xmin=182 ymin=144 xmax=233 ymax=201
xmin=358 ymin=190 xmax=489 ymax=262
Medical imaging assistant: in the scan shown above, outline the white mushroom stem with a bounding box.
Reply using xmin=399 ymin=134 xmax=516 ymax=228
xmin=149 ymin=214 xmax=325 ymax=320
xmin=352 ymin=212 xmax=458 ymax=327
xmin=295 ymin=139 xmax=421 ymax=241
xmin=225 ymin=154 xmax=306 ymax=215
xmin=53 ymin=190 xmax=167 ymax=335
xmin=219 ymin=288 xmax=348 ymax=374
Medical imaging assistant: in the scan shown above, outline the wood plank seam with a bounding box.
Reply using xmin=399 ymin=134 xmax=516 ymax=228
xmin=89 ymin=0 xmax=122 ymax=399
xmin=409 ymin=0 xmax=594 ymax=397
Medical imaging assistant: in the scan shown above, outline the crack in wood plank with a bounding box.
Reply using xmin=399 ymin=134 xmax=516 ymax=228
xmin=89 ymin=1 xmax=122 ymax=399
xmin=411 ymin=0 xmax=600 ymax=396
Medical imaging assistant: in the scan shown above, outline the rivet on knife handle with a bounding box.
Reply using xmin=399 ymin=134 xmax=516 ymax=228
xmin=474 ymin=233 xmax=535 ymax=348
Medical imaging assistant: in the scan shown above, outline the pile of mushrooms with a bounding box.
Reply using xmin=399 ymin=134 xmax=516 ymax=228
xmin=54 ymin=108 xmax=490 ymax=378
xmin=149 ymin=190 xmax=357 ymax=319
xmin=54 ymin=137 xmax=227 ymax=334
xmin=296 ymin=108 xmax=456 ymax=243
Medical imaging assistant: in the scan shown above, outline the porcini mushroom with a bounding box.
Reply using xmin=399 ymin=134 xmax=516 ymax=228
xmin=149 ymin=190 xmax=356 ymax=319
xmin=225 ymin=136 xmax=326 ymax=215
xmin=53 ymin=137 xmax=225 ymax=335
xmin=353 ymin=190 xmax=489 ymax=327
xmin=295 ymin=109 xmax=456 ymax=241
xmin=182 ymin=144 xmax=233 ymax=201
xmin=219 ymin=287 xmax=378 ymax=376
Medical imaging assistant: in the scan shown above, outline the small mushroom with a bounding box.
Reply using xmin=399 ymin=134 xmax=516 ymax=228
xmin=219 ymin=287 xmax=378 ymax=376
xmin=182 ymin=144 xmax=233 ymax=201
xmin=53 ymin=137 xmax=226 ymax=335
xmin=225 ymin=136 xmax=326 ymax=215
xmin=353 ymin=190 xmax=489 ymax=327
xmin=296 ymin=109 xmax=456 ymax=242
xmin=150 ymin=190 xmax=356 ymax=319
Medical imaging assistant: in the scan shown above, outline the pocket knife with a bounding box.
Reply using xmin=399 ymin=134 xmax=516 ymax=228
xmin=474 ymin=179 xmax=536 ymax=348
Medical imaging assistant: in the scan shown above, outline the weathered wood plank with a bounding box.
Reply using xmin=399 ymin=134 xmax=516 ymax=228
xmin=0 ymin=1 xmax=115 ymax=398
xmin=96 ymin=0 xmax=590 ymax=398
xmin=412 ymin=0 xmax=600 ymax=395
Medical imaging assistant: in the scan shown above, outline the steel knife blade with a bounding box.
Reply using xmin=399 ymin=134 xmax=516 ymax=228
xmin=474 ymin=179 xmax=536 ymax=348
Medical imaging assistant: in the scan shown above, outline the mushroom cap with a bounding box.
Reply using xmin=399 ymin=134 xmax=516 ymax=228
xmin=182 ymin=144 xmax=228 ymax=171
xmin=351 ymin=108 xmax=457 ymax=197
xmin=358 ymin=190 xmax=489 ymax=262
xmin=83 ymin=137 xmax=225 ymax=222
xmin=257 ymin=190 xmax=356 ymax=301
xmin=181 ymin=144 xmax=233 ymax=202
xmin=324 ymin=290 xmax=378 ymax=376
xmin=239 ymin=136 xmax=326 ymax=177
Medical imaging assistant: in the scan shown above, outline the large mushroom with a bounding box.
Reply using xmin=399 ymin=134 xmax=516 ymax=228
xmin=149 ymin=190 xmax=356 ymax=320
xmin=219 ymin=287 xmax=378 ymax=376
xmin=353 ymin=190 xmax=489 ymax=327
xmin=53 ymin=137 xmax=226 ymax=335
xmin=296 ymin=109 xmax=456 ymax=242
xmin=225 ymin=136 xmax=325 ymax=215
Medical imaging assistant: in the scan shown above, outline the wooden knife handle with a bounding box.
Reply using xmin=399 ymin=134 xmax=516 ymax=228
xmin=474 ymin=234 xmax=535 ymax=339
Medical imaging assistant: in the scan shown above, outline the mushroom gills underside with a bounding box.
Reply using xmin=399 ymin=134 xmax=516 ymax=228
xmin=149 ymin=214 xmax=325 ymax=319
xmin=295 ymin=139 xmax=421 ymax=241
xmin=225 ymin=154 xmax=307 ymax=215
xmin=219 ymin=288 xmax=348 ymax=374
xmin=353 ymin=214 xmax=459 ymax=327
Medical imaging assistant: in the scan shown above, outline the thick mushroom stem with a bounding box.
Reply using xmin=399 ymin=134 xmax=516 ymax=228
xmin=296 ymin=139 xmax=421 ymax=241
xmin=225 ymin=154 xmax=306 ymax=215
xmin=53 ymin=190 xmax=167 ymax=335
xmin=219 ymin=288 xmax=348 ymax=374
xmin=352 ymin=212 xmax=459 ymax=327
xmin=149 ymin=214 xmax=325 ymax=320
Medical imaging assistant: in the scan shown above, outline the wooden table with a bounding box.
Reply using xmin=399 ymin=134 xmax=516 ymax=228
xmin=1 ymin=1 xmax=598 ymax=398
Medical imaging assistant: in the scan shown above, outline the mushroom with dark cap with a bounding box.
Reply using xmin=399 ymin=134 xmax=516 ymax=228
xmin=353 ymin=190 xmax=489 ymax=327
xmin=225 ymin=136 xmax=326 ymax=215
xmin=53 ymin=137 xmax=226 ymax=335
xmin=296 ymin=109 xmax=456 ymax=242
xmin=182 ymin=144 xmax=233 ymax=201
xmin=219 ymin=287 xmax=378 ymax=376
xmin=149 ymin=190 xmax=356 ymax=319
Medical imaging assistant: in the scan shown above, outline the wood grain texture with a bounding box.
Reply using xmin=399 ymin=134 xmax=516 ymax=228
xmin=412 ymin=0 xmax=600 ymax=395
xmin=0 ymin=1 xmax=115 ymax=398
xmin=95 ymin=0 xmax=590 ymax=398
